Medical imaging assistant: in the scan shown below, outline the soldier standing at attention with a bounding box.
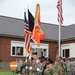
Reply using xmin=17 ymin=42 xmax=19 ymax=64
xmin=37 ymin=56 xmax=46 ymax=75
xmin=44 ymin=57 xmax=53 ymax=75
xmin=29 ymin=56 xmax=33 ymax=75
xmin=24 ymin=57 xmax=30 ymax=75
xmin=29 ymin=52 xmax=40 ymax=75
xmin=73 ymin=59 xmax=75 ymax=75
xmin=67 ymin=59 xmax=72 ymax=75
xmin=63 ymin=57 xmax=68 ymax=75
xmin=53 ymin=55 xmax=64 ymax=75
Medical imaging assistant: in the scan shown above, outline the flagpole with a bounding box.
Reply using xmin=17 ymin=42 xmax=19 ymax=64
xmin=57 ymin=0 xmax=63 ymax=57
xmin=24 ymin=9 xmax=27 ymax=57
xmin=58 ymin=23 xmax=61 ymax=56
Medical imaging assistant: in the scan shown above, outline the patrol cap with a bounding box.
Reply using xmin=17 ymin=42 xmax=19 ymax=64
xmin=58 ymin=56 xmax=62 ymax=58
xmin=45 ymin=57 xmax=50 ymax=61
xmin=32 ymin=52 xmax=37 ymax=55
xmin=40 ymin=56 xmax=45 ymax=59
xmin=45 ymin=57 xmax=53 ymax=63
xmin=31 ymin=57 xmax=33 ymax=60
xmin=58 ymin=56 xmax=62 ymax=59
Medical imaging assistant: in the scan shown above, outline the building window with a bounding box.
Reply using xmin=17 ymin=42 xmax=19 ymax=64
xmin=12 ymin=47 xmax=23 ymax=56
xmin=62 ymin=49 xmax=70 ymax=58
xmin=32 ymin=48 xmax=47 ymax=57
xmin=12 ymin=47 xmax=15 ymax=55
xmin=31 ymin=43 xmax=48 ymax=57
xmin=11 ymin=41 xmax=24 ymax=56
xmin=11 ymin=41 xmax=48 ymax=57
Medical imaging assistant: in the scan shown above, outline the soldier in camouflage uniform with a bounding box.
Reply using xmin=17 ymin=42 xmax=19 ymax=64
xmin=37 ymin=56 xmax=46 ymax=75
xmin=29 ymin=52 xmax=40 ymax=75
xmin=29 ymin=56 xmax=34 ymax=75
xmin=53 ymin=55 xmax=65 ymax=75
xmin=16 ymin=58 xmax=23 ymax=75
xmin=24 ymin=57 xmax=30 ymax=75
xmin=73 ymin=59 xmax=75 ymax=75
xmin=64 ymin=58 xmax=68 ymax=75
xmin=44 ymin=57 xmax=53 ymax=75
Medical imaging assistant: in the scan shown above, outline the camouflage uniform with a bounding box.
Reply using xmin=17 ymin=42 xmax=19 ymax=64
xmin=37 ymin=61 xmax=46 ymax=75
xmin=29 ymin=59 xmax=34 ymax=75
xmin=24 ymin=60 xmax=30 ymax=75
xmin=29 ymin=52 xmax=40 ymax=75
xmin=44 ymin=64 xmax=53 ymax=75
xmin=64 ymin=60 xmax=68 ymax=75
xmin=29 ymin=59 xmax=40 ymax=75
xmin=53 ymin=60 xmax=65 ymax=75
xmin=73 ymin=60 xmax=75 ymax=75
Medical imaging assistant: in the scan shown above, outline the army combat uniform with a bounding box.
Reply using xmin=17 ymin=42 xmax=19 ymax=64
xmin=44 ymin=57 xmax=53 ymax=75
xmin=44 ymin=64 xmax=53 ymax=75
xmin=24 ymin=60 xmax=30 ymax=75
xmin=53 ymin=59 xmax=65 ymax=75
xmin=29 ymin=59 xmax=40 ymax=75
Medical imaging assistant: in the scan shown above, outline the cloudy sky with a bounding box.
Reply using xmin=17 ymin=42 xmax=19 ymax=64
xmin=0 ymin=0 xmax=75 ymax=26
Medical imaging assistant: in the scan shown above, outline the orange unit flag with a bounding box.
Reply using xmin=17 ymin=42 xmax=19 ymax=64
xmin=31 ymin=3 xmax=41 ymax=46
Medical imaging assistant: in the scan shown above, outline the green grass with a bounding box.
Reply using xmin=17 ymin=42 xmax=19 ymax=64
xmin=0 ymin=72 xmax=18 ymax=75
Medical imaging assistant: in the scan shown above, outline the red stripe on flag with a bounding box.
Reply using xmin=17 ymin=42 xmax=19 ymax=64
xmin=24 ymin=12 xmax=32 ymax=54
xmin=57 ymin=0 xmax=64 ymax=24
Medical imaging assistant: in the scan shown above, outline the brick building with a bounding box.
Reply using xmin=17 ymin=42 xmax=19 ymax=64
xmin=0 ymin=15 xmax=75 ymax=62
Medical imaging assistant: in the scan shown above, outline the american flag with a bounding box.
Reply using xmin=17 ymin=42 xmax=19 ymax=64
xmin=57 ymin=0 xmax=64 ymax=24
xmin=24 ymin=12 xmax=32 ymax=54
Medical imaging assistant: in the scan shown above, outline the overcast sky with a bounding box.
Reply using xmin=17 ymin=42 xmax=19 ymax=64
xmin=0 ymin=0 xmax=75 ymax=26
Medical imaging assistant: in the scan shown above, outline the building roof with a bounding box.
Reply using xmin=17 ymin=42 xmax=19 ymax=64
xmin=61 ymin=24 xmax=75 ymax=41
xmin=0 ymin=15 xmax=75 ymax=42
xmin=0 ymin=16 xmax=24 ymax=38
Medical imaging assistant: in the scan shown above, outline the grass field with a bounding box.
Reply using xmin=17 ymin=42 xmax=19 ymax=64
xmin=0 ymin=72 xmax=18 ymax=75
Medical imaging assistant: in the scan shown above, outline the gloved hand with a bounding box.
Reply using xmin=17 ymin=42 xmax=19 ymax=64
xmin=29 ymin=56 xmax=31 ymax=60
xmin=36 ymin=60 xmax=40 ymax=64
xmin=29 ymin=66 xmax=32 ymax=70
xmin=25 ymin=66 xmax=28 ymax=69
xmin=25 ymin=59 xmax=27 ymax=62
xmin=37 ymin=68 xmax=41 ymax=72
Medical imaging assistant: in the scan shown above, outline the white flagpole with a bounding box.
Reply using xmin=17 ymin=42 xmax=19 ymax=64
xmin=57 ymin=0 xmax=63 ymax=57
xmin=58 ymin=23 xmax=61 ymax=56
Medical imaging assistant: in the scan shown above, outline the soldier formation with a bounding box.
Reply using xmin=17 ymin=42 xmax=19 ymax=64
xmin=15 ymin=52 xmax=75 ymax=75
